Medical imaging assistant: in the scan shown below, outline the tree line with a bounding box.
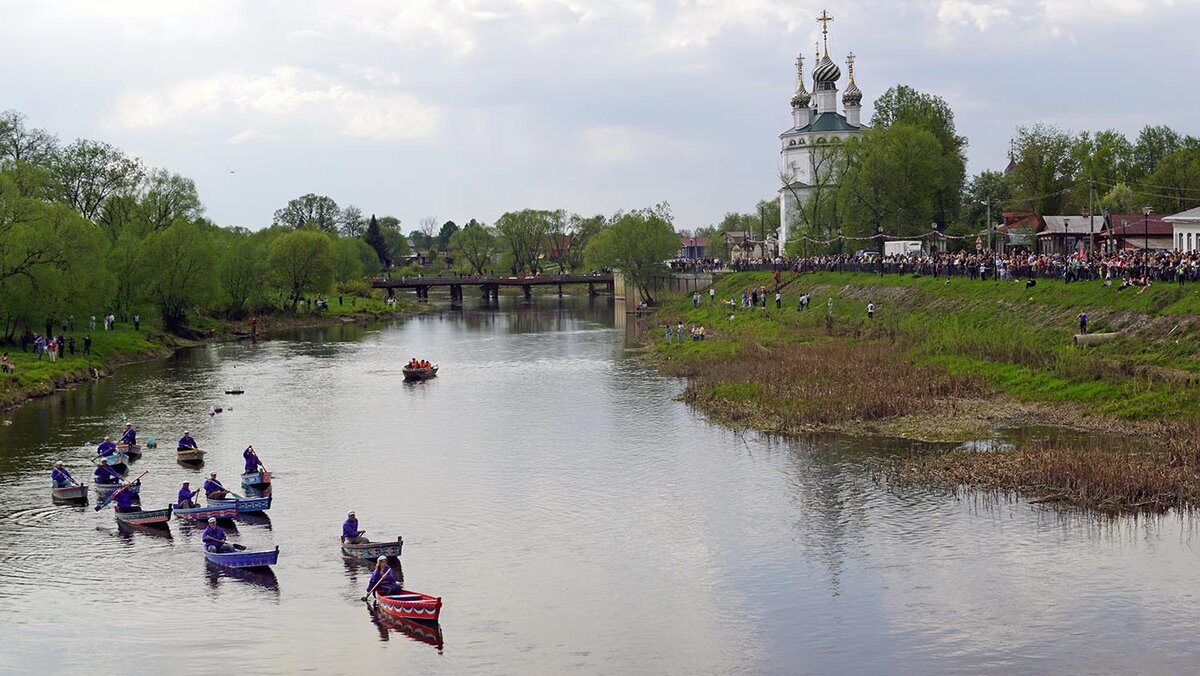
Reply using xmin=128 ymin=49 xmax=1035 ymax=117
xmin=0 ymin=109 xmax=683 ymax=337
xmin=706 ymin=86 xmax=1199 ymax=254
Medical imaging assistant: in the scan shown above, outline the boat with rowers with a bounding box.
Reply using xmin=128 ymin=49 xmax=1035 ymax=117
xmin=341 ymin=535 xmax=404 ymax=560
xmin=115 ymin=506 xmax=173 ymax=528
xmin=402 ymin=358 xmax=438 ymax=381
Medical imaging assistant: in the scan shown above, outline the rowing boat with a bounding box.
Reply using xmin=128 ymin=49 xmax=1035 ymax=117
xmin=241 ymin=470 xmax=271 ymax=489
xmin=96 ymin=452 xmax=129 ymax=474
xmin=95 ymin=481 xmax=140 ymax=500
xmin=341 ymin=536 xmax=404 ymax=560
xmin=51 ymin=484 xmax=89 ymax=501
xmin=374 ymin=589 xmax=442 ymax=622
xmin=177 ymin=447 xmax=206 ymax=464
xmin=117 ymin=443 xmax=142 ymax=458
xmin=208 ymin=495 xmax=272 ymax=513
xmin=114 ymin=506 xmax=173 ymax=528
xmin=204 ymin=545 xmax=279 ymax=569
xmin=174 ymin=504 xmax=238 ymax=522
xmin=402 ymin=365 xmax=438 ymax=381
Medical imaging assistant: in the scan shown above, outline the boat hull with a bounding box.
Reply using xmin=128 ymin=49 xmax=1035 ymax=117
xmin=174 ymin=504 xmax=238 ymax=521
xmin=204 ymin=545 xmax=279 ymax=569
xmin=402 ymin=366 xmax=438 ymax=381
xmin=52 ymin=484 xmax=89 ymax=501
xmin=177 ymin=448 xmax=206 ymax=464
xmin=342 ymin=536 xmax=404 ymax=560
xmin=241 ymin=470 xmax=271 ymax=488
xmin=96 ymin=482 xmax=140 ymax=500
xmin=208 ymin=495 xmax=272 ymax=513
xmin=115 ymin=506 xmax=172 ymax=527
xmin=375 ymin=590 xmax=442 ymax=622
xmin=117 ymin=443 xmax=142 ymax=458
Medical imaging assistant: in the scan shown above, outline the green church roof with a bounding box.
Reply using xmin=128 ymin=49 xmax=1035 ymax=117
xmin=795 ymin=112 xmax=863 ymax=133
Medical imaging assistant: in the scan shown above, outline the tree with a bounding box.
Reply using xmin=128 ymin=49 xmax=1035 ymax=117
xmin=363 ymin=214 xmax=390 ymax=267
xmin=218 ymin=239 xmax=268 ymax=318
xmin=1100 ymin=182 xmax=1138 ymax=214
xmin=836 ymin=124 xmax=943 ymax=242
xmin=340 ymin=204 xmax=367 ymax=237
xmin=585 ymin=204 xmax=678 ymax=304
xmin=140 ymin=168 xmax=203 ymax=231
xmin=333 ymin=236 xmax=380 ymax=282
xmin=436 ymin=220 xmax=459 ymax=251
xmin=1143 ymin=147 xmax=1200 ymax=213
xmin=408 ymin=230 xmax=433 ymax=251
xmin=554 ymin=214 xmax=605 ymax=272
xmin=494 ymin=209 xmax=556 ymax=273
xmin=1132 ymin=125 xmax=1183 ymax=180
xmin=1007 ymin=124 xmax=1081 ymax=215
xmin=418 ymin=216 xmax=439 ymax=246
xmin=49 ymin=139 xmax=144 ymax=221
xmin=961 ymin=170 xmax=1012 ymax=232
xmin=0 ymin=110 xmax=58 ymax=166
xmin=871 ymin=85 xmax=967 ymax=231
xmin=268 ymin=230 xmax=335 ymax=309
xmin=448 ymin=221 xmax=498 ymax=274
xmin=272 ymin=193 xmax=341 ymax=232
xmin=142 ymin=221 xmax=217 ymax=331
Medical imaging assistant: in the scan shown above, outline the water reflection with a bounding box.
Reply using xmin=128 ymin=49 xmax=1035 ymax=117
xmin=205 ymin=562 xmax=280 ymax=595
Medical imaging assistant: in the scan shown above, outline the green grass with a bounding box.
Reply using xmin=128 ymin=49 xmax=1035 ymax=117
xmin=652 ymin=270 xmax=1200 ymax=422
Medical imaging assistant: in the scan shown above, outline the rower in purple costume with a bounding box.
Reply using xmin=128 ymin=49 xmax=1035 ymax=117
xmin=243 ymin=445 xmax=263 ymax=473
xmin=177 ymin=482 xmax=200 ymax=508
xmin=342 ymin=510 xmax=368 ymax=544
xmin=113 ymin=484 xmax=138 ymax=513
xmin=367 ymin=556 xmax=401 ymax=596
xmin=94 ymin=463 xmax=121 ymax=485
xmin=203 ymin=473 xmax=230 ymax=500
xmin=202 ymin=517 xmax=234 ymax=553
xmin=120 ymin=422 xmax=136 ymax=446
xmin=52 ymin=462 xmax=77 ymax=488
xmin=178 ymin=431 xmax=198 ymax=449
xmin=96 ymin=436 xmax=117 ymax=457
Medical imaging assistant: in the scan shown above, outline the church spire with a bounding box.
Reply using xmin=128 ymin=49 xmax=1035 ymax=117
xmin=842 ymin=52 xmax=862 ymax=107
xmin=817 ymin=10 xmax=834 ymax=56
xmin=790 ymin=53 xmax=811 ymax=109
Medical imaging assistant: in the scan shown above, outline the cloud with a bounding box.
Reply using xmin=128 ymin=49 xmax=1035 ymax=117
xmin=582 ymin=125 xmax=704 ymax=166
xmin=936 ymin=1 xmax=1013 ymax=31
xmin=112 ymin=67 xmax=440 ymax=141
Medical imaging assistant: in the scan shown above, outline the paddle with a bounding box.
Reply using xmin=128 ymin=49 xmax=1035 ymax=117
xmin=209 ymin=537 xmax=248 ymax=552
xmin=94 ymin=470 xmax=148 ymax=511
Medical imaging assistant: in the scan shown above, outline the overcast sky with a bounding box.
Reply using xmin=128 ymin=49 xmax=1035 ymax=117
xmin=2 ymin=0 xmax=1196 ymax=231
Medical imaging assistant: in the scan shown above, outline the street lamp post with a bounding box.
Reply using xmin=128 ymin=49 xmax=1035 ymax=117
xmin=1143 ymin=206 xmax=1151 ymax=253
xmin=981 ymin=199 xmax=992 ymax=252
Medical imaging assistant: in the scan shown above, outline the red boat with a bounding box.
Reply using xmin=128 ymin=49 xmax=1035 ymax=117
xmin=374 ymin=589 xmax=442 ymax=622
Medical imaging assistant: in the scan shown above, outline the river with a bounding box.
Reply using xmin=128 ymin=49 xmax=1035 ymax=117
xmin=2 ymin=295 xmax=1199 ymax=675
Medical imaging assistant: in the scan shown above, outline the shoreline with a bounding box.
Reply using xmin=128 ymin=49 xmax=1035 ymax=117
xmin=1 ymin=302 xmax=432 ymax=414
xmin=638 ymin=270 xmax=1200 ymax=512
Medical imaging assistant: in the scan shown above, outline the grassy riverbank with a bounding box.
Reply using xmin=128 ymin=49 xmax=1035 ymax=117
xmin=1 ymin=295 xmax=427 ymax=411
xmin=647 ymin=270 xmax=1200 ymax=511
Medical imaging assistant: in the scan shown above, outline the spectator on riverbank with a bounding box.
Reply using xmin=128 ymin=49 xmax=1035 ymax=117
xmin=867 ymin=302 xmax=875 ymax=319
xmin=89 ymin=315 xmax=96 ymax=330
xmin=82 ymin=335 xmax=91 ymax=356
xmin=68 ymin=336 xmax=75 ymax=355
xmin=34 ymin=334 xmax=46 ymax=360
xmin=1079 ymin=310 xmax=1087 ymax=335
xmin=775 ymin=291 xmax=781 ymax=309
xmin=47 ymin=337 xmax=57 ymax=362
xmin=676 ymin=321 xmax=685 ymax=344
xmin=1 ymin=353 xmax=12 ymax=374
xmin=56 ymin=333 xmax=64 ymax=359
xmin=133 ymin=314 xmax=140 ymax=331
xmin=664 ymin=325 xmax=672 ymax=343
xmin=708 ymin=287 xmax=715 ymax=303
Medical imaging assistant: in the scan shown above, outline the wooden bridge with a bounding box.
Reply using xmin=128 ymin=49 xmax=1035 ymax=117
xmin=371 ymin=273 xmax=615 ymax=304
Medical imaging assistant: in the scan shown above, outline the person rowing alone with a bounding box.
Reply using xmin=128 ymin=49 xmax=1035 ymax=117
xmin=94 ymin=463 xmax=121 ymax=485
xmin=177 ymin=481 xmax=200 ymax=509
xmin=96 ymin=436 xmax=118 ymax=457
xmin=202 ymin=517 xmax=234 ymax=553
xmin=178 ymin=430 xmax=198 ymax=450
xmin=51 ymin=461 xmax=78 ymax=488
xmin=367 ymin=556 xmax=401 ymax=597
xmin=243 ymin=445 xmax=264 ymax=474
xmin=120 ymin=422 xmax=137 ymax=448
xmin=112 ymin=482 xmax=139 ymax=513
xmin=204 ymin=473 xmax=230 ymax=500
xmin=342 ymin=510 xmax=368 ymax=544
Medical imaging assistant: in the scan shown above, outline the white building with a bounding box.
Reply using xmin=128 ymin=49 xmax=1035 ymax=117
xmin=778 ymin=12 xmax=866 ymax=250
xmin=1165 ymin=206 xmax=1200 ymax=251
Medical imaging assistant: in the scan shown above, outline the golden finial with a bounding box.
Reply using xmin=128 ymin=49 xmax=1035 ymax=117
xmin=817 ymin=10 xmax=834 ymax=56
xmin=846 ymin=52 xmax=855 ymax=82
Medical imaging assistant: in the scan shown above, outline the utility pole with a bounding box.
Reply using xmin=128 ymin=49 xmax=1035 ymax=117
xmin=984 ymin=200 xmax=992 ymax=252
xmin=1088 ymin=175 xmax=1096 ymax=256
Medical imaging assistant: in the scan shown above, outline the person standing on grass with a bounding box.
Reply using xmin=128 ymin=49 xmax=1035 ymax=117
xmin=775 ymin=291 xmax=781 ymax=309
xmin=47 ymin=337 xmax=57 ymax=362
xmin=709 ymin=287 xmax=715 ymax=303
xmin=676 ymin=321 xmax=685 ymax=344
xmin=56 ymin=333 xmax=64 ymax=359
xmin=133 ymin=314 xmax=140 ymax=331
xmin=867 ymin=302 xmax=875 ymax=319
xmin=664 ymin=324 xmax=672 ymax=343
xmin=68 ymin=336 xmax=75 ymax=355
xmin=1079 ymin=310 xmax=1087 ymax=335
xmin=89 ymin=315 xmax=96 ymax=330
xmin=82 ymin=335 xmax=91 ymax=356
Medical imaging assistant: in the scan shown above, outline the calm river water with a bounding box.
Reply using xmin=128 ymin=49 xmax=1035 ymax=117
xmin=2 ymin=295 xmax=1200 ymax=675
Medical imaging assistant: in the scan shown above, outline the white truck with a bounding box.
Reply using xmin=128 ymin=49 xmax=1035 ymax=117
xmin=883 ymin=240 xmax=925 ymax=257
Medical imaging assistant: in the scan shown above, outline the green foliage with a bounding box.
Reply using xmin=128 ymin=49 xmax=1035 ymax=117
xmin=495 ymin=209 xmax=559 ymax=274
xmin=140 ymin=168 xmax=202 ymax=231
xmin=272 ymin=193 xmax=341 ymax=232
xmin=1132 ymin=124 xmax=1184 ymax=180
xmin=218 ymin=239 xmax=269 ymax=317
xmin=142 ymin=221 xmax=218 ymax=330
xmin=448 ymin=221 xmax=498 ymax=274
xmin=1143 ymin=147 xmax=1200 ymax=213
xmin=1008 ymin=124 xmax=1081 ymax=215
xmin=49 ymin=139 xmax=144 ymax=221
xmin=584 ymin=203 xmax=677 ymax=303
xmin=961 ymin=169 xmax=1011 ymax=234
xmin=363 ymin=214 xmax=390 ymax=267
xmin=1100 ymin=182 xmax=1138 ymax=213
xmin=268 ymin=230 xmax=335 ymax=309
xmin=836 ymin=124 xmax=943 ymax=240
xmin=333 ymin=236 xmax=380 ymax=282
xmin=0 ymin=109 xmax=58 ymax=165
xmin=436 ymin=220 xmax=459 ymax=251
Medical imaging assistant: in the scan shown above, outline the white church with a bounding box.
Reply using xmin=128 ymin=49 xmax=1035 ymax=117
xmin=777 ymin=11 xmax=866 ymax=249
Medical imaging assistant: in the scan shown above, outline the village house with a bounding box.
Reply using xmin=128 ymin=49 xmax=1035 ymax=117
xmin=1165 ymin=207 xmax=1200 ymax=252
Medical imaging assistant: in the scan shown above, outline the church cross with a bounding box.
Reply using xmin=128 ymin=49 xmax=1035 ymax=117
xmin=817 ymin=10 xmax=834 ymax=54
xmin=846 ymin=51 xmax=855 ymax=79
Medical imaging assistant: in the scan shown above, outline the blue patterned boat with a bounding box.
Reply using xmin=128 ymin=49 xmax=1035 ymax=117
xmin=241 ymin=470 xmax=271 ymax=489
xmin=341 ymin=536 xmax=404 ymax=560
xmin=204 ymin=545 xmax=279 ymax=569
xmin=174 ymin=503 xmax=238 ymax=522
xmin=209 ymin=495 xmax=272 ymax=513
xmin=115 ymin=505 xmax=173 ymax=528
